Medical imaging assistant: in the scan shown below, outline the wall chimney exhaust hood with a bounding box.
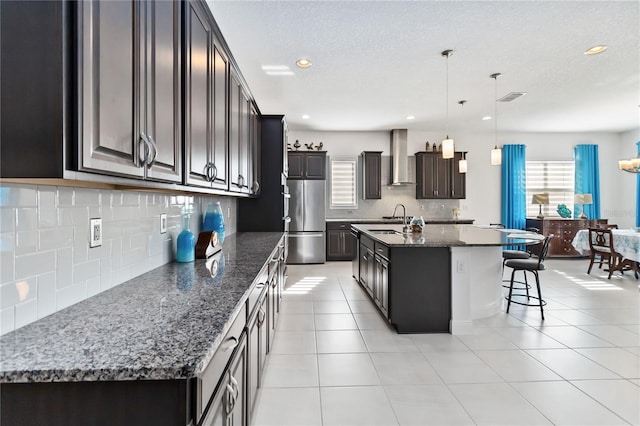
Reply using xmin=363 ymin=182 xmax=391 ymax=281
xmin=390 ymin=129 xmax=414 ymax=185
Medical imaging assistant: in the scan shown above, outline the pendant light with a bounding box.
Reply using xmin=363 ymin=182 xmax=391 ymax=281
xmin=441 ymin=50 xmax=454 ymax=159
xmin=459 ymin=152 xmax=468 ymax=173
xmin=457 ymin=100 xmax=467 ymax=173
xmin=490 ymin=73 xmax=502 ymax=166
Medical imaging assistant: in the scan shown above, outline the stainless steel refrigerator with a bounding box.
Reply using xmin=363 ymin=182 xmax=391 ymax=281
xmin=287 ymin=179 xmax=326 ymax=264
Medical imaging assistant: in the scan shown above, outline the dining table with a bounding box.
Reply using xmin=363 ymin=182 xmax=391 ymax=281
xmin=571 ymin=228 xmax=640 ymax=276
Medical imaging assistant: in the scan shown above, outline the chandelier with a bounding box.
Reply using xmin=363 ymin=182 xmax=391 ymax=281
xmin=618 ymin=157 xmax=640 ymax=173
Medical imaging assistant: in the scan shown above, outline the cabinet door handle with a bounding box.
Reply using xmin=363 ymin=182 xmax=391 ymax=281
xmin=225 ymin=383 xmax=235 ymax=414
xmin=258 ymin=306 xmax=266 ymax=325
xmin=205 ymin=163 xmax=218 ymax=182
xmin=230 ymin=375 xmax=239 ymax=399
xmin=238 ymin=175 xmax=245 ymax=187
xmin=139 ymin=133 xmax=152 ymax=166
xmin=253 ymin=181 xmax=260 ymax=192
xmin=221 ymin=336 xmax=238 ymax=352
xmin=211 ymin=163 xmax=218 ymax=181
xmin=146 ymin=134 xmax=158 ymax=168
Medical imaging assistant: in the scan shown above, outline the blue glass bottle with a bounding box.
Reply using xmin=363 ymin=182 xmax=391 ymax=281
xmin=203 ymin=201 xmax=225 ymax=243
xmin=176 ymin=214 xmax=195 ymax=262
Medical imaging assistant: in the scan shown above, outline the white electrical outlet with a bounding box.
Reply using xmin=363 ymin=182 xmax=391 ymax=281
xmin=160 ymin=213 xmax=167 ymax=234
xmin=90 ymin=218 xmax=102 ymax=248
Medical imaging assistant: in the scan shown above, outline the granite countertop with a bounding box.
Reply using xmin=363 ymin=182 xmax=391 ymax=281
xmin=0 ymin=232 xmax=284 ymax=384
xmin=327 ymin=218 xmax=474 ymax=224
xmin=352 ymin=224 xmax=541 ymax=248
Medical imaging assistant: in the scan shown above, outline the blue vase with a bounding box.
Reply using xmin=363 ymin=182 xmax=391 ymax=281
xmin=203 ymin=201 xmax=225 ymax=243
xmin=176 ymin=214 xmax=195 ymax=262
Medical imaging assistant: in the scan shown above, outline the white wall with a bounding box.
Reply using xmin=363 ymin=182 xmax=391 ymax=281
xmin=0 ymin=183 xmax=237 ymax=335
xmin=291 ymin=128 xmax=640 ymax=226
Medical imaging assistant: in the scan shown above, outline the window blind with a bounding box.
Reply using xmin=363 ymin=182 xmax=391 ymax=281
xmin=330 ymin=158 xmax=357 ymax=208
xmin=526 ymin=161 xmax=575 ymax=218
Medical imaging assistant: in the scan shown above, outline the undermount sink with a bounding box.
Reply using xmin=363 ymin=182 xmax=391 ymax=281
xmin=369 ymin=229 xmax=401 ymax=235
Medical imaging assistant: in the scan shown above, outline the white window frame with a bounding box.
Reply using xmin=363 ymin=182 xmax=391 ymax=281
xmin=329 ymin=156 xmax=358 ymax=209
xmin=526 ymin=160 xmax=575 ymax=218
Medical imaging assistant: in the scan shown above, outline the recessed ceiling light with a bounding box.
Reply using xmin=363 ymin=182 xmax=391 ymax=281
xmin=406 ymin=115 xmax=416 ymax=120
xmin=584 ymin=45 xmax=607 ymax=55
xmin=296 ymin=59 xmax=312 ymax=68
xmin=482 ymin=116 xmax=492 ymax=121
xmin=302 ymin=114 xmax=310 ymax=119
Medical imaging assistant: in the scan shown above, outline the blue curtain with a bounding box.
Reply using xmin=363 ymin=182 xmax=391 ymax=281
xmin=573 ymin=144 xmax=601 ymax=219
xmin=636 ymin=141 xmax=640 ymax=227
xmin=501 ymin=144 xmax=527 ymax=230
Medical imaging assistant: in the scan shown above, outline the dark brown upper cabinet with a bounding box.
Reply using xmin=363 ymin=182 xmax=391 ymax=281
xmin=184 ymin=0 xmax=229 ymax=191
xmin=362 ymin=151 xmax=382 ymax=199
xmin=287 ymin=152 xmax=326 ymax=180
xmin=78 ymin=0 xmax=182 ymax=182
xmin=415 ymin=151 xmax=466 ymax=199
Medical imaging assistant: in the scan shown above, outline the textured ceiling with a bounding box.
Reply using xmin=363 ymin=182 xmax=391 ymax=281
xmin=207 ymin=1 xmax=639 ymax=134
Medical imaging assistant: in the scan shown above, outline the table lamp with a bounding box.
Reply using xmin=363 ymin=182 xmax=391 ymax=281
xmin=574 ymin=193 xmax=593 ymax=219
xmin=531 ymin=193 xmax=549 ymax=219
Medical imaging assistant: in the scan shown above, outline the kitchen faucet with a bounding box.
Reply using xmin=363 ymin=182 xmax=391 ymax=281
xmin=392 ymin=204 xmax=411 ymax=233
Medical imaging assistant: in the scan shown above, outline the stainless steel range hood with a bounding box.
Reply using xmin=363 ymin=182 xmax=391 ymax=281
xmin=390 ymin=129 xmax=414 ymax=185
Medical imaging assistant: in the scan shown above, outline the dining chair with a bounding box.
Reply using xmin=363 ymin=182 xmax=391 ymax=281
xmin=504 ymin=234 xmax=553 ymax=320
xmin=597 ymin=223 xmax=619 ymax=229
xmin=587 ymin=228 xmax=638 ymax=279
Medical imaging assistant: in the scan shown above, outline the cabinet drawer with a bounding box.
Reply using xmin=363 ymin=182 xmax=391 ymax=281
xmin=327 ymin=221 xmax=351 ymax=231
xmin=374 ymin=242 xmax=389 ymax=259
xmin=247 ymin=265 xmax=269 ymax=318
xmin=199 ymin=303 xmax=247 ymax=417
xmin=361 ymin=235 xmax=374 ymax=251
xmin=547 ymin=220 xmax=572 ymax=228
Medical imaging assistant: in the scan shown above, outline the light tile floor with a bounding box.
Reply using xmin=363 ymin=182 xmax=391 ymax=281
xmin=252 ymin=259 xmax=640 ymax=425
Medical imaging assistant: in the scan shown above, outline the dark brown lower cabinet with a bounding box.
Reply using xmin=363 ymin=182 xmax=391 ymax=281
xmin=201 ymin=332 xmax=247 ymax=426
xmin=355 ymin=234 xmax=451 ymax=333
xmin=0 ymin=379 xmax=192 ymax=426
xmin=327 ymin=222 xmax=356 ymax=261
xmin=526 ymin=218 xmax=608 ymax=257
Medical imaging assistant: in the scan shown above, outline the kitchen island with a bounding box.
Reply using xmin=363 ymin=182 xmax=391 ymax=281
xmin=0 ymin=232 xmax=285 ymax=426
xmin=351 ymin=224 xmax=540 ymax=335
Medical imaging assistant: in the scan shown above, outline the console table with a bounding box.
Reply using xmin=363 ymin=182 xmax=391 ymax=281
xmin=526 ymin=218 xmax=608 ymax=257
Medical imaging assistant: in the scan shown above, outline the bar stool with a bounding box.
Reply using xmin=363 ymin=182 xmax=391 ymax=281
xmin=502 ymin=228 xmax=541 ymax=295
xmin=504 ymin=234 xmax=553 ymax=320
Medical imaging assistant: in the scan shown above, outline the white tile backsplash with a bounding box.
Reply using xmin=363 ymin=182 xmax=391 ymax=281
xmin=14 ymin=299 xmax=38 ymax=329
xmin=0 ymin=183 xmax=237 ymax=335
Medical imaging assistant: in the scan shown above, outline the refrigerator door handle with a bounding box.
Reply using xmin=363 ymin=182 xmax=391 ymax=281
xmin=287 ymin=233 xmax=323 ymax=238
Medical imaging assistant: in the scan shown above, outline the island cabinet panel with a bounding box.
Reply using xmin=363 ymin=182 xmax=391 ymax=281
xmin=353 ymin=232 xmax=451 ymax=333
xmin=0 ymin=379 xmax=192 ymax=426
xmin=359 ymin=235 xmax=376 ymax=297
xmin=362 ymin=151 xmax=383 ymax=199
xmin=526 ymin=218 xmax=608 ymax=257
xmin=415 ymin=152 xmax=466 ymax=199
xmin=287 ymin=152 xmax=326 ymax=180
xmin=388 ymin=247 xmax=451 ymax=333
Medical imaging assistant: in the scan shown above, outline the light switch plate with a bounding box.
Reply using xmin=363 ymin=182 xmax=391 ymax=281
xmin=160 ymin=213 xmax=167 ymax=234
xmin=90 ymin=218 xmax=102 ymax=248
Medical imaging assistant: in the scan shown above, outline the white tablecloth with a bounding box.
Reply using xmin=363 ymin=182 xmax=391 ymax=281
xmin=572 ymin=229 xmax=640 ymax=263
